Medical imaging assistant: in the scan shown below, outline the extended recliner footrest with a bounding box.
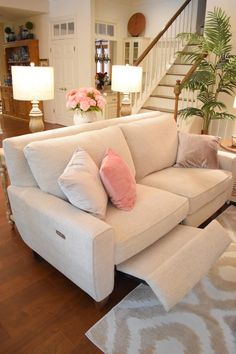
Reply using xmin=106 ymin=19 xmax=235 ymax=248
xmin=117 ymin=220 xmax=231 ymax=311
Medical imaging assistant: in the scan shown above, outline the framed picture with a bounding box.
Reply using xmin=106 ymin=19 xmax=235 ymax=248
xmin=39 ymin=58 xmax=49 ymax=67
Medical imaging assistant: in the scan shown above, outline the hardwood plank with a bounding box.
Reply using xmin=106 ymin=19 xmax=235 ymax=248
xmin=19 ymin=331 xmax=75 ymax=354
xmin=0 ymin=323 xmax=10 ymax=342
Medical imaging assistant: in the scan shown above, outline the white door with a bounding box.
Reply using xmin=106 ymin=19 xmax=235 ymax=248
xmin=51 ymin=39 xmax=78 ymax=126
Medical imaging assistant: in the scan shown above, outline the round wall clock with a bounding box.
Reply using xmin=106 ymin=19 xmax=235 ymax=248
xmin=128 ymin=13 xmax=146 ymax=37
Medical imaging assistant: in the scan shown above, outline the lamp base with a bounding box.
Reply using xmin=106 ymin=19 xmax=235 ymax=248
xmin=29 ymin=100 xmax=44 ymax=133
xmin=120 ymin=92 xmax=132 ymax=117
xmin=120 ymin=103 xmax=132 ymax=116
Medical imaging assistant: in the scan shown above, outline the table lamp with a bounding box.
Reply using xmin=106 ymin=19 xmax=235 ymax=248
xmin=12 ymin=63 xmax=54 ymax=132
xmin=111 ymin=64 xmax=142 ymax=116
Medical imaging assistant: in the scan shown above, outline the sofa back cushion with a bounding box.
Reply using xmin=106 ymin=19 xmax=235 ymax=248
xmin=3 ymin=111 xmax=160 ymax=188
xmin=24 ymin=126 xmax=135 ymax=200
xmin=120 ymin=115 xmax=178 ymax=181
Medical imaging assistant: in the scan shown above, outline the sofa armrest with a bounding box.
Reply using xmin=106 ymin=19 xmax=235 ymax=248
xmin=218 ymin=150 xmax=236 ymax=201
xmin=218 ymin=150 xmax=236 ymax=173
xmin=8 ymin=185 xmax=115 ymax=301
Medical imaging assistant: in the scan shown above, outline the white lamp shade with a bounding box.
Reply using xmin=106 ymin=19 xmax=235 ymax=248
xmin=233 ymin=96 xmax=236 ymax=108
xmin=12 ymin=65 xmax=54 ymax=101
xmin=111 ymin=65 xmax=142 ymax=93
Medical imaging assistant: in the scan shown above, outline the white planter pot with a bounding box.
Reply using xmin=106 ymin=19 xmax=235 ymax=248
xmin=73 ymin=111 xmax=98 ymax=125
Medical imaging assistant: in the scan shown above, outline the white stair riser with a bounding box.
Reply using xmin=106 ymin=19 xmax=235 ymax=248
xmin=147 ymin=96 xmax=190 ymax=110
xmin=147 ymin=97 xmax=174 ymax=110
xmin=185 ymin=45 xmax=198 ymax=51
xmin=153 ymin=85 xmax=175 ymax=96
xmin=168 ymin=64 xmax=192 ymax=75
xmin=160 ymin=74 xmax=183 ymax=86
xmin=174 ymin=57 xmax=185 ymax=65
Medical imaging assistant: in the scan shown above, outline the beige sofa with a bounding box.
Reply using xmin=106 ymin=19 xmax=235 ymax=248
xmin=3 ymin=112 xmax=235 ymax=310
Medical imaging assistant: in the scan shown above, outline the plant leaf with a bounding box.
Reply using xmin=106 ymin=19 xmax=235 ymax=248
xmin=178 ymin=108 xmax=204 ymax=119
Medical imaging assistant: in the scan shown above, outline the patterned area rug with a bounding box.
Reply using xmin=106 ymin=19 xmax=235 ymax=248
xmin=216 ymin=205 xmax=236 ymax=242
xmin=86 ymin=206 xmax=236 ymax=354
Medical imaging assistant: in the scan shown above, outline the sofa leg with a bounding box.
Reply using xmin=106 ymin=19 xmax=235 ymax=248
xmin=94 ymin=295 xmax=110 ymax=310
xmin=32 ymin=250 xmax=44 ymax=262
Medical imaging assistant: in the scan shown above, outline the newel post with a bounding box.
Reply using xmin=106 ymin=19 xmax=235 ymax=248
xmin=174 ymin=80 xmax=181 ymax=121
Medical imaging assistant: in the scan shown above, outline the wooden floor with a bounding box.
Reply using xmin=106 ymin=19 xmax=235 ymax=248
xmin=0 ymin=115 xmax=139 ymax=354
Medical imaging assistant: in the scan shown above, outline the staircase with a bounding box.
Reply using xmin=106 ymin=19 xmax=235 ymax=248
xmin=141 ymin=62 xmax=192 ymax=114
xmin=131 ymin=0 xmax=200 ymax=115
xmin=129 ymin=0 xmax=215 ymax=134
xmin=139 ymin=56 xmax=204 ymax=133
xmin=131 ymin=0 xmax=233 ymax=137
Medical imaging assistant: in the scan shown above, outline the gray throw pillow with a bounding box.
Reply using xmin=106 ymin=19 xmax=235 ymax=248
xmin=175 ymin=131 xmax=219 ymax=169
xmin=58 ymin=148 xmax=108 ymax=218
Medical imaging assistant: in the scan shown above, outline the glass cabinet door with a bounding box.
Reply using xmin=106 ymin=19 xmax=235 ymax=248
xmin=125 ymin=42 xmax=130 ymax=64
xmin=133 ymin=41 xmax=139 ymax=64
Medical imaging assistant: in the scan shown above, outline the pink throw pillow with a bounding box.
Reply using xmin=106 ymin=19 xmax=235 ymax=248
xmin=100 ymin=148 xmax=136 ymax=211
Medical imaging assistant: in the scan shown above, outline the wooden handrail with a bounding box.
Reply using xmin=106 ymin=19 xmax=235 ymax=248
xmin=134 ymin=0 xmax=192 ymax=66
xmin=174 ymin=53 xmax=207 ymax=120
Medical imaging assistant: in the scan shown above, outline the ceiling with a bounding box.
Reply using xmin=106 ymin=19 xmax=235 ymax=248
xmin=0 ymin=6 xmax=41 ymax=21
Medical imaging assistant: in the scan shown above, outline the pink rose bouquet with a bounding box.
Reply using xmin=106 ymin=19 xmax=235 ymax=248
xmin=66 ymin=87 xmax=106 ymax=112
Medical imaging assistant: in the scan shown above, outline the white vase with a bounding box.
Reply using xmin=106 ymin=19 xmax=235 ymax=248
xmin=73 ymin=110 xmax=98 ymax=125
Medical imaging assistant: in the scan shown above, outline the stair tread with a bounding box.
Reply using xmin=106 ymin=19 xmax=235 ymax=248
xmin=166 ymin=73 xmax=185 ymax=76
xmin=158 ymin=84 xmax=175 ymax=88
xmin=142 ymin=106 xmax=174 ymax=113
xmin=172 ymin=63 xmax=192 ymax=66
xmin=150 ymin=94 xmax=194 ymax=102
xmin=151 ymin=94 xmax=175 ymax=100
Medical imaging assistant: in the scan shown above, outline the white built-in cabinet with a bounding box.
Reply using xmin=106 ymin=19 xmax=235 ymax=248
xmin=124 ymin=37 xmax=150 ymax=65
xmin=103 ymin=92 xmax=118 ymax=119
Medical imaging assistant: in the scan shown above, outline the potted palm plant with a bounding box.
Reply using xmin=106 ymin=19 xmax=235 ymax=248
xmin=177 ymin=7 xmax=236 ymax=134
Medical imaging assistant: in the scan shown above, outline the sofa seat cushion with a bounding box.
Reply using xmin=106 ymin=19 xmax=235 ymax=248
xmin=140 ymin=167 xmax=232 ymax=215
xmin=104 ymin=184 xmax=189 ymax=264
xmin=24 ymin=125 xmax=135 ymax=200
xmin=120 ymin=115 xmax=178 ymax=181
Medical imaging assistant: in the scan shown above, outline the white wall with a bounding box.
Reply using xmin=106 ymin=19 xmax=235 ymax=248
xmin=0 ymin=0 xmax=48 ymax=12
xmin=206 ymin=0 xmax=236 ymax=134
xmin=130 ymin=0 xmax=183 ymax=37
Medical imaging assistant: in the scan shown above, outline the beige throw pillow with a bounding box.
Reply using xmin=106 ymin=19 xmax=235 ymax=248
xmin=58 ymin=148 xmax=108 ymax=219
xmin=175 ymin=131 xmax=219 ymax=169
